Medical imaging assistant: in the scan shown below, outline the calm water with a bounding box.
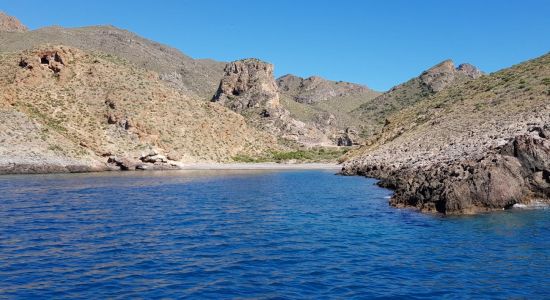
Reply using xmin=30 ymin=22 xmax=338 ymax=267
xmin=0 ymin=170 xmax=548 ymax=299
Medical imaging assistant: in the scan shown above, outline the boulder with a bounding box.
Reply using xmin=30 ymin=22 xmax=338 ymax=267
xmin=107 ymin=156 xmax=137 ymax=171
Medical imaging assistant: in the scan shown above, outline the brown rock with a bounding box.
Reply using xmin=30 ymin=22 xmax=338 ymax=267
xmin=107 ymin=156 xmax=137 ymax=171
xmin=343 ymin=134 xmax=550 ymax=214
xmin=0 ymin=12 xmax=27 ymax=33
xmin=212 ymin=58 xmax=280 ymax=114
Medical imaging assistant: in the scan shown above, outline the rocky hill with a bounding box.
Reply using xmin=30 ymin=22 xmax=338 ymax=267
xmin=0 ymin=12 xmax=27 ymax=32
xmin=0 ymin=23 xmax=224 ymax=99
xmin=342 ymin=53 xmax=550 ymax=214
xmin=0 ymin=46 xmax=277 ymax=174
xmin=212 ymin=59 xmax=335 ymax=146
xmin=352 ymin=60 xmax=483 ymax=137
xmin=277 ymin=74 xmax=377 ymax=104
xmin=277 ymin=74 xmax=380 ymax=139
xmin=0 ymin=16 xmax=377 ymax=148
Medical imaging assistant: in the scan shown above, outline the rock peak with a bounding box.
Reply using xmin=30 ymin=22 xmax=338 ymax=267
xmin=212 ymin=59 xmax=280 ymax=113
xmin=0 ymin=12 xmax=28 ymax=32
xmin=457 ymin=63 xmax=483 ymax=78
xmin=420 ymin=59 xmax=483 ymax=92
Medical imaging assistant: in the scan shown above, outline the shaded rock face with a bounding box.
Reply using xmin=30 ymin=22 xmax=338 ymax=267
xmin=212 ymin=59 xmax=280 ymax=114
xmin=420 ymin=60 xmax=483 ymax=92
xmin=19 ymin=49 xmax=67 ymax=75
xmin=0 ymin=12 xmax=27 ymax=33
xmin=337 ymin=128 xmax=360 ymax=146
xmin=343 ymin=130 xmax=550 ymax=215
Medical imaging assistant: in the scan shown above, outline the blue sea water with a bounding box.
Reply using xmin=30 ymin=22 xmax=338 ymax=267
xmin=0 ymin=170 xmax=548 ymax=299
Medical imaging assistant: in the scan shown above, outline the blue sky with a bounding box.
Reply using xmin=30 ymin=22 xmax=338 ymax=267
xmin=2 ymin=0 xmax=549 ymax=91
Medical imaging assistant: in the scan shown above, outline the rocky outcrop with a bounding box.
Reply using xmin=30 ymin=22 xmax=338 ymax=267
xmin=457 ymin=63 xmax=483 ymax=79
xmin=213 ymin=58 xmax=281 ymax=114
xmin=343 ymin=52 xmax=550 ymax=215
xmin=419 ymin=60 xmax=483 ymax=92
xmin=337 ymin=128 xmax=360 ymax=146
xmin=0 ymin=12 xmax=27 ymax=33
xmin=353 ymin=59 xmax=483 ymax=137
xmin=343 ymin=131 xmax=550 ymax=214
xmin=17 ymin=47 xmax=77 ymax=80
xmin=106 ymin=149 xmax=179 ymax=171
xmin=212 ymin=59 xmax=334 ymax=146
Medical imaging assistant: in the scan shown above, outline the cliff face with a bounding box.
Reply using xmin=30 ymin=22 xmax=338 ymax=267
xmin=212 ymin=59 xmax=335 ymax=146
xmin=0 ymin=12 xmax=27 ymax=33
xmin=0 ymin=46 xmax=277 ymax=174
xmin=343 ymin=53 xmax=550 ymax=214
xmin=213 ymin=59 xmax=281 ymax=114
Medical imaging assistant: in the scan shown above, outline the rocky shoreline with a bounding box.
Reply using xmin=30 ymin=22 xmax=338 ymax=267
xmin=342 ymin=126 xmax=550 ymax=215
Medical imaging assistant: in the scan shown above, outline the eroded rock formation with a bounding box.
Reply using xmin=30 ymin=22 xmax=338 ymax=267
xmin=213 ymin=59 xmax=281 ymax=114
xmin=212 ymin=59 xmax=334 ymax=146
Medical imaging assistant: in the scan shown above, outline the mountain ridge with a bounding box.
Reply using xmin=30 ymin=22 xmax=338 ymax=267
xmin=352 ymin=58 xmax=483 ymax=137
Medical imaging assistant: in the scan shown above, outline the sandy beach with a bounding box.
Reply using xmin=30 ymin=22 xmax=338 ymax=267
xmin=176 ymin=162 xmax=342 ymax=170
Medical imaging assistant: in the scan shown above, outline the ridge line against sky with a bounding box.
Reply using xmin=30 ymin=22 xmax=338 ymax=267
xmin=2 ymin=0 xmax=549 ymax=91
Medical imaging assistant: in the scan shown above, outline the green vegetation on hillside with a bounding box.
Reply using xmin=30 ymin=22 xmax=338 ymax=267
xmin=233 ymin=147 xmax=350 ymax=163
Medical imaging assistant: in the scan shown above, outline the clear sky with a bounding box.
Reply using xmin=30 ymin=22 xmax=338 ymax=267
xmin=2 ymin=0 xmax=549 ymax=91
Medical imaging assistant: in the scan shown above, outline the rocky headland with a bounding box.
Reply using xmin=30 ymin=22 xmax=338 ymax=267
xmin=342 ymin=53 xmax=550 ymax=214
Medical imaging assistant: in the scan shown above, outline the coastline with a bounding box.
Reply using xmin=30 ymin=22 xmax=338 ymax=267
xmin=0 ymin=162 xmax=342 ymax=175
xmin=342 ymin=132 xmax=550 ymax=215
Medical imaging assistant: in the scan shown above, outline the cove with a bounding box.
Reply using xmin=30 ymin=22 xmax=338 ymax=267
xmin=0 ymin=170 xmax=548 ymax=298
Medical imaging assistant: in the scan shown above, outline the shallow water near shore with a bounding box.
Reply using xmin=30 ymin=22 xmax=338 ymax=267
xmin=0 ymin=170 xmax=548 ymax=298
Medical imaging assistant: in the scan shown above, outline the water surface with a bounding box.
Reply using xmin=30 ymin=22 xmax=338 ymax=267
xmin=0 ymin=170 xmax=548 ymax=299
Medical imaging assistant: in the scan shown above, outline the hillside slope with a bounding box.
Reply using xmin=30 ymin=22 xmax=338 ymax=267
xmin=343 ymin=53 xmax=550 ymax=214
xmin=352 ymin=60 xmax=483 ymax=137
xmin=0 ymin=46 xmax=277 ymax=174
xmin=0 ymin=25 xmax=224 ymax=99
